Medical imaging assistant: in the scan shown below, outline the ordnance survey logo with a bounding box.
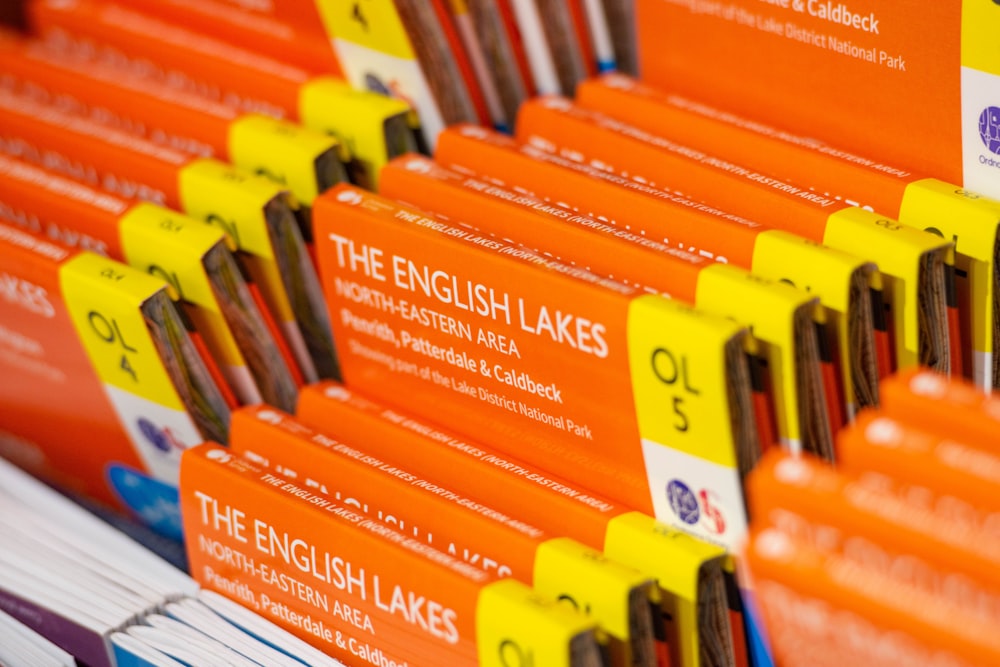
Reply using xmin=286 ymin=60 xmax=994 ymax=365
xmin=980 ymin=106 xmax=1000 ymax=155
xmin=666 ymin=479 xmax=700 ymax=525
xmin=666 ymin=478 xmax=728 ymax=536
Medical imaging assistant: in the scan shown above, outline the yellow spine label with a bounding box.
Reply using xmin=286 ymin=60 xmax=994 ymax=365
xmin=298 ymin=77 xmax=412 ymax=189
xmin=313 ymin=0 xmax=417 ymax=59
xmin=605 ymin=511 xmax=722 ymax=604
xmin=962 ymin=0 xmax=1000 ymax=75
xmin=899 ymin=179 xmax=1000 ymax=263
xmin=626 ymin=296 xmax=750 ymax=551
xmin=118 ymin=202 xmax=245 ymax=369
xmin=696 ymin=264 xmax=817 ymax=448
xmin=228 ymin=114 xmax=344 ymax=207
xmin=476 ymin=579 xmax=592 ymax=667
xmin=176 ymin=158 xmax=279 ymax=260
xmin=626 ymin=296 xmax=740 ymax=467
xmin=751 ymin=229 xmax=872 ymax=317
xmin=119 ymin=203 xmax=225 ymax=309
xmin=532 ymin=537 xmax=648 ymax=641
xmin=823 ymin=206 xmax=953 ymax=365
xmin=901 ymin=178 xmax=999 ymax=361
xmin=59 ymin=253 xmax=184 ymax=409
xmin=605 ymin=512 xmax=727 ymax=667
xmin=751 ymin=229 xmax=877 ymax=413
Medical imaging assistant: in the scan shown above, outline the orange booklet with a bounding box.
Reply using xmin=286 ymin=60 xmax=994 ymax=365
xmin=180 ymin=443 xmax=606 ymax=666
xmin=295 ymin=380 xmax=742 ymax=667
xmin=0 ymin=222 xmax=230 ymax=537
xmin=747 ymin=449 xmax=1000 ymax=667
xmin=0 ymin=152 xmax=301 ymax=411
xmin=577 ymin=73 xmax=999 ymax=391
xmin=381 ymin=154 xmax=833 ymax=456
xmin=634 ymin=1 xmax=1000 ymax=202
xmin=744 ymin=525 xmax=1000 ymax=667
xmin=0 ymin=31 xmax=348 ymax=226
xmin=28 ymin=0 xmax=416 ymax=190
xmin=108 ymin=0 xmax=343 ymax=75
xmin=836 ymin=409 xmax=1000 ymax=516
xmin=514 ymin=96 xmax=956 ymax=377
xmin=877 ymin=366 xmax=1000 ymax=448
xmin=312 ymin=183 xmax=759 ymax=551
xmin=0 ymin=86 xmax=334 ymax=383
xmin=313 ymin=180 xmax=756 ymax=667
xmin=747 ymin=450 xmax=1000 ymax=596
xmin=227 ymin=405 xmax=663 ymax=667
xmin=433 ymin=125 xmax=882 ymax=421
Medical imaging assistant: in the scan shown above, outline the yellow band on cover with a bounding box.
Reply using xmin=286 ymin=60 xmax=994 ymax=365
xmin=299 ymin=77 xmax=414 ymax=189
xmin=312 ymin=0 xmax=416 ymax=59
xmin=605 ymin=512 xmax=723 ymax=609
xmin=627 ymin=295 xmax=741 ymax=468
xmin=823 ymin=206 xmax=953 ymax=365
xmin=605 ymin=511 xmax=728 ymax=667
xmin=118 ymin=202 xmax=245 ymax=368
xmin=59 ymin=252 xmax=183 ymax=409
xmin=752 ymin=229 xmax=876 ymax=318
xmin=962 ymin=1 xmax=1000 ymax=76
xmin=533 ymin=537 xmax=650 ymax=641
xmin=625 ymin=296 xmax=751 ymax=550
xmin=697 ymin=264 xmax=818 ymax=447
xmin=119 ymin=203 xmax=226 ymax=309
xmin=476 ymin=579 xmax=596 ymax=667
xmin=176 ymin=158 xmax=280 ymax=260
xmin=751 ymin=229 xmax=878 ymax=412
xmin=901 ymin=178 xmax=1000 ymax=359
xmin=228 ymin=114 xmax=345 ymax=205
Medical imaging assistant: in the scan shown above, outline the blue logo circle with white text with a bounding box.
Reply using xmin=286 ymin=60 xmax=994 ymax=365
xmin=138 ymin=418 xmax=170 ymax=452
xmin=980 ymin=107 xmax=1000 ymax=155
xmin=666 ymin=480 xmax=700 ymax=525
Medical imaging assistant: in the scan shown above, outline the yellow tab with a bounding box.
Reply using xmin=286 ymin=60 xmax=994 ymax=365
xmin=901 ymin=178 xmax=999 ymax=359
xmin=901 ymin=179 xmax=1000 ymax=263
xmin=605 ymin=512 xmax=727 ymax=667
xmin=605 ymin=512 xmax=725 ymax=603
xmin=532 ymin=537 xmax=651 ymax=641
xmin=696 ymin=264 xmax=817 ymax=446
xmin=751 ymin=229 xmax=875 ymax=317
xmin=751 ymin=229 xmax=878 ymax=414
xmin=962 ymin=1 xmax=1000 ymax=75
xmin=59 ymin=253 xmax=184 ymax=410
xmin=118 ymin=202 xmax=245 ymax=369
xmin=477 ymin=579 xmax=597 ymax=667
xmin=119 ymin=202 xmax=225 ymax=309
xmin=176 ymin=158 xmax=280 ymax=260
xmin=313 ymin=0 xmax=416 ymax=59
xmin=823 ymin=207 xmax=953 ymax=366
xmin=627 ymin=296 xmax=742 ymax=468
xmin=299 ymin=77 xmax=415 ymax=190
xmin=228 ymin=114 xmax=345 ymax=206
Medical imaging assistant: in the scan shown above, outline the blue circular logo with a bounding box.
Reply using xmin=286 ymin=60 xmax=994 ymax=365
xmin=980 ymin=107 xmax=1000 ymax=155
xmin=666 ymin=480 xmax=700 ymax=525
xmin=138 ymin=418 xmax=171 ymax=453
